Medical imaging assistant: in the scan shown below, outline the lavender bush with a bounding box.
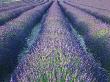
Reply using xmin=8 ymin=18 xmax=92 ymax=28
xmin=0 ymin=5 xmax=36 ymax=25
xmin=0 ymin=1 xmax=29 ymax=12
xmin=0 ymin=1 xmax=52 ymax=81
xmin=0 ymin=0 xmax=51 ymax=25
xmin=59 ymin=2 xmax=110 ymax=72
xmin=10 ymin=2 xmax=109 ymax=82
xmin=0 ymin=0 xmax=47 ymax=12
xmin=67 ymin=0 xmax=110 ymax=11
xmin=64 ymin=1 xmax=110 ymax=24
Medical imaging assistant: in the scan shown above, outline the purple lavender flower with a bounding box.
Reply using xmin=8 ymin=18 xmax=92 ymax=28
xmin=64 ymin=1 xmax=110 ymax=24
xmin=59 ymin=2 xmax=110 ymax=73
xmin=0 ymin=1 xmax=52 ymax=81
xmin=10 ymin=2 xmax=109 ymax=82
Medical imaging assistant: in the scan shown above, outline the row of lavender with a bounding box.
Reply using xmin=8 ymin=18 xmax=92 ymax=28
xmin=0 ymin=0 xmax=50 ymax=25
xmin=59 ymin=1 xmax=110 ymax=73
xmin=0 ymin=1 xmax=53 ymax=81
xmin=68 ymin=0 xmax=110 ymax=11
xmin=9 ymin=1 xmax=109 ymax=82
xmin=0 ymin=1 xmax=31 ymax=12
xmin=0 ymin=0 xmax=47 ymax=11
xmin=64 ymin=1 xmax=110 ymax=25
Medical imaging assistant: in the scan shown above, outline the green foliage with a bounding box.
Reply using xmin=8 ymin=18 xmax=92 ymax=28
xmin=35 ymin=49 xmax=83 ymax=82
xmin=94 ymin=28 xmax=110 ymax=38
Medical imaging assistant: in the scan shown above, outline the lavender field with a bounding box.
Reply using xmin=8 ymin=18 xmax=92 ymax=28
xmin=0 ymin=0 xmax=110 ymax=82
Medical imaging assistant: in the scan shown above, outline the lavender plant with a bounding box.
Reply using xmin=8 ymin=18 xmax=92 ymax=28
xmin=59 ymin=2 xmax=110 ymax=72
xmin=0 ymin=0 xmax=47 ymax=12
xmin=0 ymin=0 xmax=50 ymax=25
xmin=0 ymin=1 xmax=52 ymax=81
xmin=0 ymin=1 xmax=29 ymax=12
xmin=10 ymin=2 xmax=109 ymax=82
xmin=64 ymin=1 xmax=110 ymax=24
xmin=0 ymin=5 xmax=36 ymax=25
xmin=68 ymin=0 xmax=110 ymax=11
